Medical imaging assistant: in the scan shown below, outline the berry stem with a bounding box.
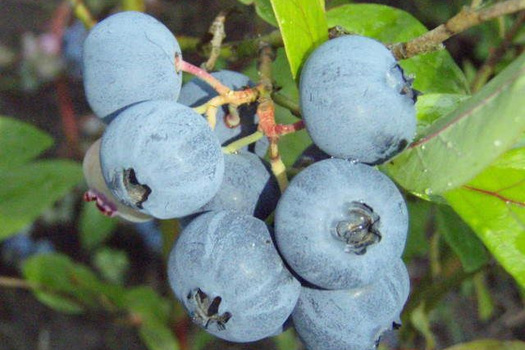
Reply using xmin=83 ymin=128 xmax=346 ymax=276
xmin=389 ymin=0 xmax=525 ymax=60
xmin=256 ymin=43 xmax=289 ymax=191
xmin=67 ymin=0 xmax=96 ymax=29
xmin=176 ymin=58 xmax=231 ymax=95
xmin=203 ymin=11 xmax=227 ymax=71
xmin=275 ymin=120 xmax=305 ymax=136
xmin=271 ymin=92 xmax=302 ymax=118
xmin=221 ymin=131 xmax=264 ymax=154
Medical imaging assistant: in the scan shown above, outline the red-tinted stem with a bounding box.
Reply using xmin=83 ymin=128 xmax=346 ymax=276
xmin=176 ymin=57 xmax=230 ymax=95
xmin=56 ymin=77 xmax=81 ymax=158
xmin=275 ymin=120 xmax=305 ymax=136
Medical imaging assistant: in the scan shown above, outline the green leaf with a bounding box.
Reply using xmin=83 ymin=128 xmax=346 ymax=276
xmin=274 ymin=329 xmax=298 ymax=350
xmin=326 ymin=4 xmax=469 ymax=94
xmin=436 ymin=205 xmax=489 ymax=272
xmin=125 ymin=287 xmax=171 ymax=324
xmin=22 ymin=253 xmax=106 ymax=313
xmin=444 ymin=149 xmax=525 ymax=288
xmin=403 ymin=197 xmax=431 ymax=260
xmin=0 ymin=160 xmax=83 ymax=240
xmin=444 ymin=340 xmax=525 ymax=350
xmin=415 ymin=94 xmax=469 ymax=137
xmin=410 ymin=303 xmax=436 ymax=349
xmin=386 ymin=53 xmax=525 ymax=196
xmin=139 ymin=320 xmax=180 ymax=350
xmin=237 ymin=0 xmax=254 ymax=4
xmin=79 ymin=200 xmax=118 ymax=251
xmin=93 ymin=248 xmax=129 ymax=285
xmin=270 ymin=0 xmax=328 ymax=79
xmin=0 ymin=116 xmax=53 ymax=169
xmin=255 ymin=0 xmax=278 ymax=27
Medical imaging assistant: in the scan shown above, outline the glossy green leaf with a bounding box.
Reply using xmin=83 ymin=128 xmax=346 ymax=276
xmin=0 ymin=116 xmax=53 ymax=169
xmin=436 ymin=205 xmax=489 ymax=272
xmin=255 ymin=0 xmax=278 ymax=26
xmin=139 ymin=320 xmax=180 ymax=350
xmin=79 ymin=200 xmax=118 ymax=251
xmin=0 ymin=160 xmax=83 ymax=240
xmin=326 ymin=4 xmax=469 ymax=94
xmin=270 ymin=0 xmax=328 ymax=79
xmin=416 ymin=94 xmax=469 ymax=137
xmin=237 ymin=0 xmax=254 ymax=4
xmin=445 ymin=340 xmax=525 ymax=350
xmin=386 ymin=53 xmax=525 ymax=195
xmin=444 ymin=149 xmax=525 ymax=288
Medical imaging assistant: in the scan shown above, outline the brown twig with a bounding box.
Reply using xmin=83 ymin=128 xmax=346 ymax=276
xmin=203 ymin=11 xmax=227 ymax=71
xmin=471 ymin=11 xmax=525 ymax=91
xmin=389 ymin=0 xmax=525 ymax=60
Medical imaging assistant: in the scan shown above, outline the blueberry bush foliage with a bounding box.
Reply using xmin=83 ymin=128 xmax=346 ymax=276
xmin=1 ymin=0 xmax=525 ymax=349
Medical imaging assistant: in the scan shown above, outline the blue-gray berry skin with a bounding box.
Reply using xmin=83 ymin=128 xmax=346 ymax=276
xmin=299 ymin=35 xmax=416 ymax=164
xmin=168 ymin=211 xmax=301 ymax=343
xmin=275 ymin=158 xmax=408 ymax=290
xmin=292 ymin=259 xmax=410 ymax=350
xmin=178 ymin=70 xmax=269 ymax=157
xmin=83 ymin=11 xmax=182 ymax=119
xmin=100 ymin=100 xmax=224 ymax=219
xmin=199 ymin=152 xmax=280 ymax=220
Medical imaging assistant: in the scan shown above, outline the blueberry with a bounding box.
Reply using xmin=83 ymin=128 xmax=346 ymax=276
xmin=83 ymin=139 xmax=153 ymax=222
xmin=299 ymin=35 xmax=416 ymax=164
xmin=274 ymin=158 xmax=408 ymax=290
xmin=100 ymin=100 xmax=224 ymax=219
xmin=199 ymin=152 xmax=280 ymax=220
xmin=178 ymin=70 xmax=269 ymax=157
xmin=292 ymin=259 xmax=410 ymax=350
xmin=167 ymin=211 xmax=300 ymax=342
xmin=83 ymin=11 xmax=182 ymax=119
xmin=292 ymin=143 xmax=330 ymax=170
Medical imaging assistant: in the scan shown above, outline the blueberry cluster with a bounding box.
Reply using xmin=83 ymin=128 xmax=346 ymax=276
xmin=82 ymin=11 xmax=416 ymax=349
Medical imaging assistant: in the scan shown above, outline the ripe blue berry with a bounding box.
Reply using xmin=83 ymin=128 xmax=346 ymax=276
xmin=199 ymin=152 xmax=280 ymax=220
xmin=100 ymin=100 xmax=224 ymax=219
xmin=83 ymin=11 xmax=182 ymax=120
xmin=168 ymin=211 xmax=300 ymax=342
xmin=292 ymin=259 xmax=410 ymax=350
xmin=178 ymin=70 xmax=269 ymax=157
xmin=299 ymin=35 xmax=416 ymax=164
xmin=275 ymin=158 xmax=408 ymax=290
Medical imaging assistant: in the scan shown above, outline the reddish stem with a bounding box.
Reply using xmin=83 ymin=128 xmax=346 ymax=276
xmin=275 ymin=120 xmax=305 ymax=136
xmin=176 ymin=57 xmax=230 ymax=95
xmin=56 ymin=76 xmax=81 ymax=158
xmin=174 ymin=317 xmax=190 ymax=350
